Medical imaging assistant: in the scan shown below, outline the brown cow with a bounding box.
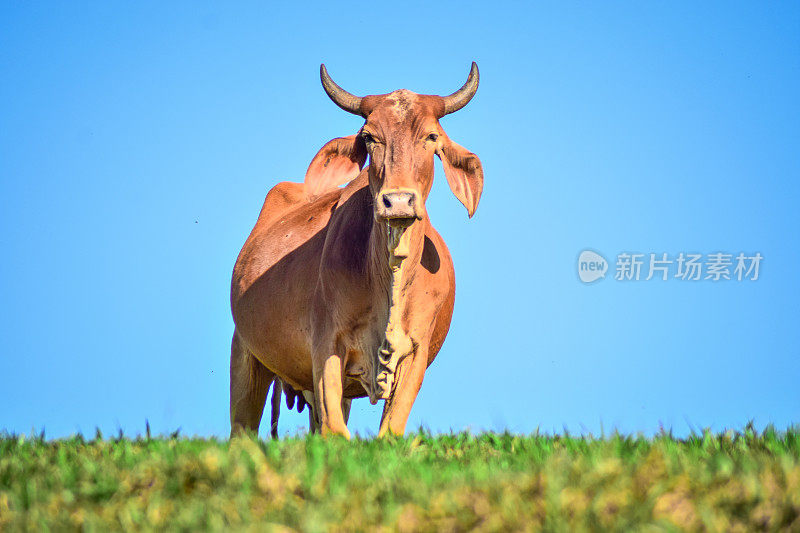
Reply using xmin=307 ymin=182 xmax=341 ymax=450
xmin=230 ymin=63 xmax=484 ymax=438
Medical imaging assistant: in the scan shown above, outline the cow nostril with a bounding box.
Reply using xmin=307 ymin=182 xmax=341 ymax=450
xmin=382 ymin=196 xmax=392 ymax=209
xmin=407 ymin=195 xmax=415 ymax=207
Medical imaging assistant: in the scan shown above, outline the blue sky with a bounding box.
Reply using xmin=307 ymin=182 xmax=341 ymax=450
xmin=1 ymin=2 xmax=798 ymax=439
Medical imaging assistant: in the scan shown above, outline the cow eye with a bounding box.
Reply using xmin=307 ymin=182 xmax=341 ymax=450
xmin=362 ymin=132 xmax=376 ymax=144
xmin=427 ymin=133 xmax=439 ymax=142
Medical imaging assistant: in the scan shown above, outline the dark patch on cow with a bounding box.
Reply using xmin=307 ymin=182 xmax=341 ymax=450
xmin=421 ymin=236 xmax=440 ymax=274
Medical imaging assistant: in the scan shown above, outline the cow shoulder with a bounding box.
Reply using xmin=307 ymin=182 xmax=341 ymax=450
xmin=320 ymin=183 xmax=373 ymax=276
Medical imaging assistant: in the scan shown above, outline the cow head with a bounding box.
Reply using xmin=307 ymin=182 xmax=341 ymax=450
xmin=305 ymin=64 xmax=484 ymax=232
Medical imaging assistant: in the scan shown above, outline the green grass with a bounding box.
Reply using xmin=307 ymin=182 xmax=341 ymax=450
xmin=1 ymin=427 xmax=799 ymax=531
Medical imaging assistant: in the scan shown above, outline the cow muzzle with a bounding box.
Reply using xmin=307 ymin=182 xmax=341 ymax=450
xmin=376 ymin=188 xmax=421 ymax=223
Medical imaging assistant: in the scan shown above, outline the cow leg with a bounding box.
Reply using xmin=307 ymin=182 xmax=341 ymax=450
xmin=269 ymin=378 xmax=282 ymax=438
xmin=342 ymin=398 xmax=352 ymax=425
xmin=378 ymin=348 xmax=427 ymax=437
xmin=230 ymin=331 xmax=274 ymax=437
xmin=308 ymin=405 xmax=319 ymax=433
xmin=301 ymin=390 xmax=347 ymax=433
xmin=312 ymin=354 xmax=351 ymax=438
xmin=302 ymin=390 xmax=321 ymax=433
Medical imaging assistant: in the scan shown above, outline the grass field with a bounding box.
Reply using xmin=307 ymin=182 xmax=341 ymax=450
xmin=1 ymin=426 xmax=799 ymax=531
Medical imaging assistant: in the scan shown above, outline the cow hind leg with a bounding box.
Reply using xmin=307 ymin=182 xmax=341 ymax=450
xmin=302 ymin=391 xmax=321 ymax=434
xmin=342 ymin=398 xmax=352 ymax=425
xmin=269 ymin=379 xmax=282 ymax=438
xmin=230 ymin=331 xmax=274 ymax=437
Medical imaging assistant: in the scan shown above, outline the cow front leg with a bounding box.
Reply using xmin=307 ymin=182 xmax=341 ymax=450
xmin=378 ymin=348 xmax=427 ymax=437
xmin=300 ymin=390 xmax=348 ymax=434
xmin=312 ymin=353 xmax=351 ymax=439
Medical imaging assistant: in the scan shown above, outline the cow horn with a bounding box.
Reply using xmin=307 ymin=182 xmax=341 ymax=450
xmin=320 ymin=64 xmax=363 ymax=116
xmin=441 ymin=62 xmax=479 ymax=116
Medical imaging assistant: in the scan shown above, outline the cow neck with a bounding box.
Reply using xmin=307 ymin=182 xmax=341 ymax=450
xmin=367 ymin=216 xmax=426 ymax=400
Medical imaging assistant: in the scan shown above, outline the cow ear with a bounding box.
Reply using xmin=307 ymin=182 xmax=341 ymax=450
xmin=437 ymin=139 xmax=484 ymax=217
xmin=304 ymin=135 xmax=367 ymax=200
